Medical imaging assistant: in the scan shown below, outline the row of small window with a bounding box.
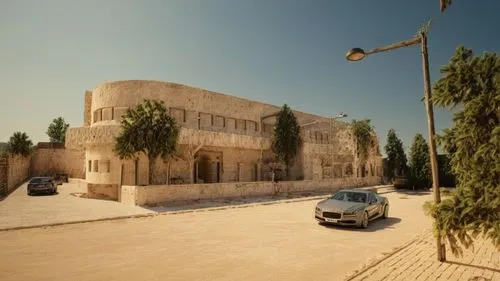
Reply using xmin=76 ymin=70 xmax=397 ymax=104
xmin=93 ymin=107 xmax=127 ymax=123
xmin=307 ymin=131 xmax=330 ymax=144
xmin=92 ymin=106 xmax=266 ymax=133
xmin=88 ymin=160 xmax=110 ymax=173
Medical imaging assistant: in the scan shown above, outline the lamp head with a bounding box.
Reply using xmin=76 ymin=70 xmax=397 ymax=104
xmin=346 ymin=48 xmax=366 ymax=61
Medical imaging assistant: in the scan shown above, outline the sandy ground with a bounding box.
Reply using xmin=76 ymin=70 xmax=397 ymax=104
xmin=0 ymin=180 xmax=153 ymax=230
xmin=0 ymin=191 xmax=433 ymax=281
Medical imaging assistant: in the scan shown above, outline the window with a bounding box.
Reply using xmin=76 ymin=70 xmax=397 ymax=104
xmin=236 ymin=119 xmax=246 ymax=130
xmin=88 ymin=160 xmax=92 ymax=172
xmin=102 ymin=160 xmax=110 ymax=173
xmin=368 ymin=193 xmax=377 ymax=204
xmin=213 ymin=115 xmax=225 ymax=127
xmin=170 ymin=108 xmax=186 ymax=123
xmin=93 ymin=160 xmax=99 ymax=172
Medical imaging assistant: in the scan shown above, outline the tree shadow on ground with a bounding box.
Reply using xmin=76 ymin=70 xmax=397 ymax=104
xmin=394 ymin=189 xmax=432 ymax=196
xmin=140 ymin=192 xmax=331 ymax=213
xmin=444 ymin=261 xmax=500 ymax=274
xmin=319 ymin=217 xmax=402 ymax=232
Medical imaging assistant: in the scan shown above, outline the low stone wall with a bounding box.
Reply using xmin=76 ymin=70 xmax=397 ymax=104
xmin=0 ymin=155 xmax=31 ymax=196
xmin=121 ymin=176 xmax=382 ymax=206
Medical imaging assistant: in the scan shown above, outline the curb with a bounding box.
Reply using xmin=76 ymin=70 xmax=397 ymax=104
xmin=343 ymin=230 xmax=431 ymax=281
xmin=0 ymin=194 xmax=329 ymax=232
xmin=0 ymin=213 xmax=157 ymax=232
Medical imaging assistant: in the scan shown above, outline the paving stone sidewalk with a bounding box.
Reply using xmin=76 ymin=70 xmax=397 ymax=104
xmin=346 ymin=231 xmax=500 ymax=281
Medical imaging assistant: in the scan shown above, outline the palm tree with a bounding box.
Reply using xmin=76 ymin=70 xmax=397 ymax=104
xmin=7 ymin=132 xmax=33 ymax=157
xmin=440 ymin=0 xmax=453 ymax=12
xmin=114 ymin=99 xmax=180 ymax=184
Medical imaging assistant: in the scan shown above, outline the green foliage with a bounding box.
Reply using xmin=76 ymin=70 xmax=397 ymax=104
xmin=272 ymin=104 xmax=302 ymax=179
xmin=437 ymin=154 xmax=456 ymax=187
xmin=351 ymin=119 xmax=374 ymax=164
xmin=408 ymin=133 xmax=431 ymax=189
xmin=7 ymin=132 xmax=33 ymax=157
xmin=439 ymin=0 xmax=454 ymax=12
xmin=384 ymin=129 xmax=408 ymax=180
xmin=428 ymin=46 xmax=500 ymax=255
xmin=114 ymin=99 xmax=180 ymax=184
xmin=46 ymin=117 xmax=70 ymax=143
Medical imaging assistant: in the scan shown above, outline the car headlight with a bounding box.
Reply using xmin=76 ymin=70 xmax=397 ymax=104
xmin=343 ymin=210 xmax=359 ymax=216
xmin=315 ymin=207 xmax=321 ymax=212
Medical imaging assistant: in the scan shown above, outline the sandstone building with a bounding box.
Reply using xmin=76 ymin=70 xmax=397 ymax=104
xmin=60 ymin=80 xmax=382 ymax=199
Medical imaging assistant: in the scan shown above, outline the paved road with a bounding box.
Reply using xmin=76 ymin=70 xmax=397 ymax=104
xmin=0 ymin=180 xmax=153 ymax=230
xmin=0 ymin=191 xmax=433 ymax=281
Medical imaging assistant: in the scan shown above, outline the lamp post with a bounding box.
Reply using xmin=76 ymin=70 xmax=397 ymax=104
xmin=346 ymin=31 xmax=445 ymax=261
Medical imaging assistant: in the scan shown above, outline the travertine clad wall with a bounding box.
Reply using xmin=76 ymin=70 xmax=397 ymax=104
xmin=31 ymin=147 xmax=85 ymax=178
xmin=121 ymin=176 xmax=383 ymax=206
xmin=0 ymin=155 xmax=31 ymax=196
xmin=63 ymin=80 xmax=383 ymax=200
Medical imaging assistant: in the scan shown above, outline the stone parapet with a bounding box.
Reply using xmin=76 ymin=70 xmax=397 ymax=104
xmin=121 ymin=176 xmax=382 ymax=206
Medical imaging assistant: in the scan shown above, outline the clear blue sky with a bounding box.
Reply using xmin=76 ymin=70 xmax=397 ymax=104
xmin=1 ymin=0 xmax=498 ymax=155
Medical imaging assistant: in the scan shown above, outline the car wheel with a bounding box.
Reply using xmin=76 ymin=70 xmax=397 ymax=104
xmin=361 ymin=212 xmax=369 ymax=228
xmin=382 ymin=205 xmax=389 ymax=219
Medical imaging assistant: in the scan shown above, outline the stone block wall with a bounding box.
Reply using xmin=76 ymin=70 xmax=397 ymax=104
xmin=84 ymin=91 xmax=92 ymax=127
xmin=121 ymin=176 xmax=383 ymax=206
xmin=0 ymin=155 xmax=31 ymax=196
xmin=0 ymin=156 xmax=7 ymax=195
xmin=31 ymin=146 xmax=85 ymax=178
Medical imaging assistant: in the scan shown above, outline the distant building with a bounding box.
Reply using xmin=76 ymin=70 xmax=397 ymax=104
xmin=58 ymin=80 xmax=383 ymax=199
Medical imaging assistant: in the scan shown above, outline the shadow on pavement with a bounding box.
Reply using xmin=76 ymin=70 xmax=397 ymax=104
xmin=141 ymin=193 xmax=330 ymax=213
xmin=394 ymin=189 xmax=432 ymax=196
xmin=319 ymin=217 xmax=402 ymax=232
xmin=28 ymin=192 xmax=59 ymax=196
xmin=444 ymin=261 xmax=500 ymax=274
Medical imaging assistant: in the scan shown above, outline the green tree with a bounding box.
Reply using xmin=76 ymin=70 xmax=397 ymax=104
xmin=46 ymin=117 xmax=70 ymax=143
xmin=7 ymin=132 xmax=33 ymax=157
xmin=384 ymin=129 xmax=408 ymax=180
xmin=425 ymin=46 xmax=500 ymax=255
xmin=351 ymin=119 xmax=374 ymax=166
xmin=114 ymin=99 xmax=180 ymax=185
xmin=440 ymin=0 xmax=454 ymax=12
xmin=272 ymin=104 xmax=302 ymax=180
xmin=408 ymin=133 xmax=431 ymax=189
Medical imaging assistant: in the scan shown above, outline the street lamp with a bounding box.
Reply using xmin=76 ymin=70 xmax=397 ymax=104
xmin=346 ymin=31 xmax=445 ymax=261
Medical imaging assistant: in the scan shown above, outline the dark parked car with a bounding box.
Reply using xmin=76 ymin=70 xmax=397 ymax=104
xmin=27 ymin=177 xmax=58 ymax=195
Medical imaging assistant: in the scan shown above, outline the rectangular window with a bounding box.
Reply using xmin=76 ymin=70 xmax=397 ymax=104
xmin=170 ymin=108 xmax=186 ymax=123
xmin=88 ymin=160 xmax=92 ymax=172
xmin=236 ymin=119 xmax=246 ymax=131
xmin=103 ymin=160 xmax=110 ymax=173
xmin=213 ymin=115 xmax=225 ymax=128
xmin=93 ymin=160 xmax=99 ymax=172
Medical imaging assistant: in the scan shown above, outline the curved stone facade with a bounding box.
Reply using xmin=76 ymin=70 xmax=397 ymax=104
xmin=65 ymin=80 xmax=383 ymax=200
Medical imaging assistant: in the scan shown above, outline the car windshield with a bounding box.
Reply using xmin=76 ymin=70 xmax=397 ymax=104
xmin=30 ymin=178 xmax=51 ymax=184
xmin=330 ymin=191 xmax=367 ymax=203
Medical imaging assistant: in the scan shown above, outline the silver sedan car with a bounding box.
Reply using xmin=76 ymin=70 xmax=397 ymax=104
xmin=314 ymin=189 xmax=389 ymax=228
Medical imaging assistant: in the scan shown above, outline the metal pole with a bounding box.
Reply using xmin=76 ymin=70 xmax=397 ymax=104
xmin=420 ymin=32 xmax=445 ymax=261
